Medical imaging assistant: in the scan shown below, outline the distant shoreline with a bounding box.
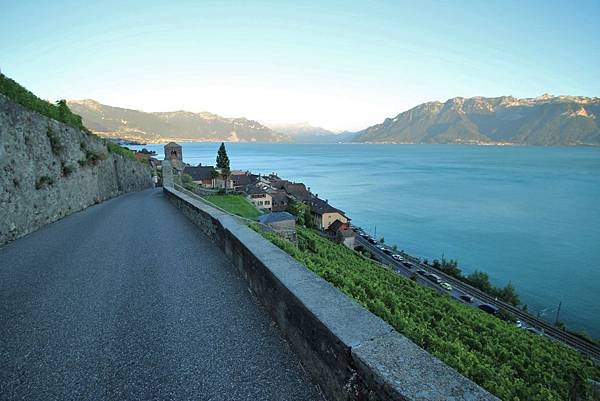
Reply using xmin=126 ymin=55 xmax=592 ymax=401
xmin=110 ymin=134 xmax=600 ymax=148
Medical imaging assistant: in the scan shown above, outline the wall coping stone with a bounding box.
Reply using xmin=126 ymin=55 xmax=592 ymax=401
xmin=163 ymin=186 xmax=499 ymax=401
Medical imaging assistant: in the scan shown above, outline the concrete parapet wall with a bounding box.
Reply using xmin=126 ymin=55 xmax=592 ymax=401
xmin=164 ymin=186 xmax=499 ymax=401
xmin=0 ymin=94 xmax=153 ymax=244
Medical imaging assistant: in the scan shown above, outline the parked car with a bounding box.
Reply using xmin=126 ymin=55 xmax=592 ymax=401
xmin=402 ymin=261 xmax=412 ymax=268
xmin=368 ymin=238 xmax=377 ymax=244
xmin=459 ymin=294 xmax=474 ymax=303
xmin=392 ymin=254 xmax=402 ymax=261
xmin=376 ymin=245 xmax=385 ymax=251
xmin=440 ymin=282 xmax=452 ymax=291
xmin=478 ymin=303 xmax=499 ymax=315
xmin=416 ymin=269 xmax=426 ymax=275
xmin=383 ymin=249 xmax=393 ymax=255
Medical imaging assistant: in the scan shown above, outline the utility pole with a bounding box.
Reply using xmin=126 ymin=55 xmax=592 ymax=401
xmin=554 ymin=301 xmax=562 ymax=326
xmin=374 ymin=225 xmax=377 ymax=239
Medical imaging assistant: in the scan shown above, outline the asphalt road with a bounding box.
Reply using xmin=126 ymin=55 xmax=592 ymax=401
xmin=0 ymin=189 xmax=323 ymax=401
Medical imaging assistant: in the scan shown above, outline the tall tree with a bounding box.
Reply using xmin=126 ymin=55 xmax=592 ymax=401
xmin=216 ymin=142 xmax=231 ymax=192
xmin=56 ymin=99 xmax=70 ymax=122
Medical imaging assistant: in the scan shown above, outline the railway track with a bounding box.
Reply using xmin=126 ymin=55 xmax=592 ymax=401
xmin=357 ymin=234 xmax=600 ymax=362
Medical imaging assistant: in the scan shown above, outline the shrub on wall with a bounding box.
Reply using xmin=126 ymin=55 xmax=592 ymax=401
xmin=106 ymin=141 xmax=137 ymax=161
xmin=35 ymin=176 xmax=54 ymax=190
xmin=46 ymin=126 xmax=63 ymax=155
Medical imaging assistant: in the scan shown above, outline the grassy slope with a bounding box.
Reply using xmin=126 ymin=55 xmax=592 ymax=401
xmin=204 ymin=195 xmax=260 ymax=220
xmin=254 ymin=225 xmax=600 ymax=401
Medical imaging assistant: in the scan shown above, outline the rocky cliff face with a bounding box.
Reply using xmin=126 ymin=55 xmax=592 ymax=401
xmin=0 ymin=94 xmax=153 ymax=244
xmin=354 ymin=95 xmax=600 ymax=146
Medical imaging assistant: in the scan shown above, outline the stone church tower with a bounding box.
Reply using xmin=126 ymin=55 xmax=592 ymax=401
xmin=164 ymin=142 xmax=183 ymax=170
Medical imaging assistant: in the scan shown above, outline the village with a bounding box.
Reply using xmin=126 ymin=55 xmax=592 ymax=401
xmin=130 ymin=141 xmax=555 ymax=342
xmin=133 ymin=141 xmax=357 ymax=249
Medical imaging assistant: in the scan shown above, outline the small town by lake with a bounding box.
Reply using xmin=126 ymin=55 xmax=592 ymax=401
xmin=132 ymin=142 xmax=600 ymax=337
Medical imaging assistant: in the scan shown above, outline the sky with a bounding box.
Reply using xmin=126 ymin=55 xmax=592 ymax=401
xmin=1 ymin=0 xmax=599 ymax=132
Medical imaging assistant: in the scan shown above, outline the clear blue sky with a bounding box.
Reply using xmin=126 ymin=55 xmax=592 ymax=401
xmin=1 ymin=0 xmax=599 ymax=131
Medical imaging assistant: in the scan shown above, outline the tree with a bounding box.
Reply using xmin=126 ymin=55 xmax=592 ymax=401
xmin=498 ymin=281 xmax=520 ymax=306
xmin=440 ymin=257 xmax=462 ymax=278
xmin=209 ymin=168 xmax=220 ymax=188
xmin=180 ymin=173 xmax=197 ymax=191
xmin=56 ymin=99 xmax=70 ymax=122
xmin=466 ymin=270 xmax=493 ymax=293
xmin=286 ymin=198 xmax=309 ymax=226
xmin=216 ymin=142 xmax=230 ymax=171
xmin=303 ymin=207 xmax=314 ymax=228
xmin=216 ymin=142 xmax=231 ymax=193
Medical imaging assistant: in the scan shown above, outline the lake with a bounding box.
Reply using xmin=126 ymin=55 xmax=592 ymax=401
xmin=131 ymin=142 xmax=600 ymax=337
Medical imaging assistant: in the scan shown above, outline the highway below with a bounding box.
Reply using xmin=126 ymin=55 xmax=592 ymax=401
xmin=0 ymin=189 xmax=323 ymax=401
xmin=354 ymin=231 xmax=600 ymax=363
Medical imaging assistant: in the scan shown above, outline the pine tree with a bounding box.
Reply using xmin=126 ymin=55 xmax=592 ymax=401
xmin=216 ymin=142 xmax=230 ymax=170
xmin=216 ymin=142 xmax=231 ymax=192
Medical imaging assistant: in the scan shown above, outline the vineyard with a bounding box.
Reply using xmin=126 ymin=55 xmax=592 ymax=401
xmin=254 ymin=225 xmax=600 ymax=401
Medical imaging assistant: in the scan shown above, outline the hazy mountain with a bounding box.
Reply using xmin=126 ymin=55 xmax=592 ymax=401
xmin=68 ymin=100 xmax=289 ymax=143
xmin=268 ymin=122 xmax=334 ymax=136
xmin=353 ymin=95 xmax=600 ymax=146
xmin=268 ymin=122 xmax=359 ymax=143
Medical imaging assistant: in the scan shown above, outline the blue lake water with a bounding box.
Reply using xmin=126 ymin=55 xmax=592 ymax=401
xmin=132 ymin=142 xmax=600 ymax=336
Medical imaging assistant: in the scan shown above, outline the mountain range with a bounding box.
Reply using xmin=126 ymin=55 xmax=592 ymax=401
xmin=267 ymin=122 xmax=359 ymax=143
xmin=69 ymin=95 xmax=600 ymax=146
xmin=354 ymin=95 xmax=600 ymax=146
xmin=67 ymin=100 xmax=288 ymax=143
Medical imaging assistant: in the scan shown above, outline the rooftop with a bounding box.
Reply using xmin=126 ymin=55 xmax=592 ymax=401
xmin=183 ymin=165 xmax=216 ymax=181
xmin=310 ymin=197 xmax=346 ymax=217
xmin=284 ymin=182 xmax=312 ymax=202
xmin=259 ymin=211 xmax=296 ymax=224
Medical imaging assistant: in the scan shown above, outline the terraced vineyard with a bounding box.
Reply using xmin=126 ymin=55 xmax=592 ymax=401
xmin=255 ymin=225 xmax=600 ymax=401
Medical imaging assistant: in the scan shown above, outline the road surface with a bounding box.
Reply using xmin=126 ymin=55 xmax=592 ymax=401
xmin=0 ymin=188 xmax=323 ymax=401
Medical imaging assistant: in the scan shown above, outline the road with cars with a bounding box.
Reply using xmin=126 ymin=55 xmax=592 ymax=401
xmin=353 ymin=228 xmax=600 ymax=363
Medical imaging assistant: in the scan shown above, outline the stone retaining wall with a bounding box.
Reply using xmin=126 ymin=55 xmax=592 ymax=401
xmin=0 ymin=94 xmax=153 ymax=244
xmin=163 ymin=185 xmax=499 ymax=401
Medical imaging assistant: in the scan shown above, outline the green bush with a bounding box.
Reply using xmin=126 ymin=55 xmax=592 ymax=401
xmin=61 ymin=163 xmax=76 ymax=176
xmin=253 ymin=225 xmax=600 ymax=401
xmin=79 ymin=149 xmax=107 ymax=167
xmin=46 ymin=126 xmax=63 ymax=154
xmin=106 ymin=141 xmax=137 ymax=161
xmin=35 ymin=175 xmax=54 ymax=189
xmin=0 ymin=73 xmax=89 ymax=132
xmin=180 ymin=173 xmax=198 ymax=191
